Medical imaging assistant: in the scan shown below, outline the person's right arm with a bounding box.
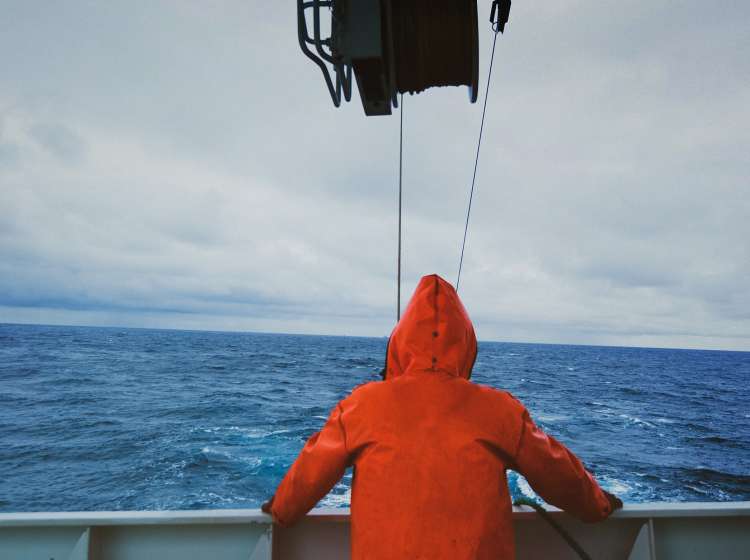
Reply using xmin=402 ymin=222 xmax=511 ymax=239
xmin=511 ymin=405 xmax=621 ymax=522
xmin=262 ymin=402 xmax=352 ymax=527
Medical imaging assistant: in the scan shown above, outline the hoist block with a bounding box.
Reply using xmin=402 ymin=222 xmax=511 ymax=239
xmin=298 ymin=0 xmax=501 ymax=116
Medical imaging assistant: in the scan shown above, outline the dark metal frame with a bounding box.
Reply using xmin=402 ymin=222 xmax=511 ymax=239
xmin=297 ymin=0 xmax=353 ymax=107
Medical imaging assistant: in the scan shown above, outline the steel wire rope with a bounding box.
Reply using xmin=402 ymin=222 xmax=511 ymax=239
xmin=454 ymin=10 xmax=595 ymax=559
xmin=397 ymin=93 xmax=404 ymax=321
xmin=455 ymin=26 xmax=500 ymax=292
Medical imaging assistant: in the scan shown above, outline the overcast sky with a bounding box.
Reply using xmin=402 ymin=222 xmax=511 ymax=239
xmin=1 ymin=1 xmax=748 ymax=350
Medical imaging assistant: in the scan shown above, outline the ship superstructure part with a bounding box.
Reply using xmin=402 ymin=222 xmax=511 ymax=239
xmin=297 ymin=0 xmax=512 ymax=115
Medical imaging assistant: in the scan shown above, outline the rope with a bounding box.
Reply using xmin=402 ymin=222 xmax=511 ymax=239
xmin=513 ymin=498 xmax=594 ymax=560
xmin=456 ymin=27 xmax=500 ymax=292
xmin=397 ymin=93 xmax=404 ymax=321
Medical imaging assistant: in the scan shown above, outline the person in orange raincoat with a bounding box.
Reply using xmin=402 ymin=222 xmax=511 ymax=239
xmin=262 ymin=274 xmax=622 ymax=559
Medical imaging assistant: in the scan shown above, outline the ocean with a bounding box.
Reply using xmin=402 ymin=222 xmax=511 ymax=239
xmin=0 ymin=323 xmax=748 ymax=513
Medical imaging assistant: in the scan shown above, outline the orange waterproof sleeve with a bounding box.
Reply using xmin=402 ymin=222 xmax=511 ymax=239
xmin=512 ymin=408 xmax=612 ymax=522
xmin=268 ymin=403 xmax=351 ymax=527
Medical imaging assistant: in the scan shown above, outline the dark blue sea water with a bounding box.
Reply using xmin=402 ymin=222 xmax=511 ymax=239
xmin=0 ymin=323 xmax=748 ymax=513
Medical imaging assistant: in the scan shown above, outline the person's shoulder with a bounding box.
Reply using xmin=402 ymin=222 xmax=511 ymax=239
xmin=468 ymin=380 xmax=508 ymax=399
xmin=336 ymin=380 xmax=387 ymax=418
xmin=471 ymin=382 xmax=527 ymax=412
xmin=342 ymin=379 xmax=386 ymax=403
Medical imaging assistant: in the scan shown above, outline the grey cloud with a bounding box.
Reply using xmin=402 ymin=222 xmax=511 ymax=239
xmin=0 ymin=117 xmax=21 ymax=166
xmin=0 ymin=142 xmax=20 ymax=166
xmin=0 ymin=1 xmax=748 ymax=350
xmin=29 ymin=123 xmax=86 ymax=163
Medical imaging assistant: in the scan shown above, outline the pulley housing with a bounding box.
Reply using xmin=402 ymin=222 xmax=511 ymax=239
xmin=298 ymin=1 xmax=509 ymax=116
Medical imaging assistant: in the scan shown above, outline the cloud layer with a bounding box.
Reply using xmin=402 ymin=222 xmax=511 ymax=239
xmin=1 ymin=1 xmax=749 ymax=350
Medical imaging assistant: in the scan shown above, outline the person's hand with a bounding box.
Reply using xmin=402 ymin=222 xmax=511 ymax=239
xmin=603 ymin=490 xmax=623 ymax=512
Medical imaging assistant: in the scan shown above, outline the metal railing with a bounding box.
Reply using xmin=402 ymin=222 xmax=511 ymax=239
xmin=1 ymin=502 xmax=749 ymax=560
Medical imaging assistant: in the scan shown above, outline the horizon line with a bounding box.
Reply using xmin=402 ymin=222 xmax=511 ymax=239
xmin=1 ymin=320 xmax=748 ymax=355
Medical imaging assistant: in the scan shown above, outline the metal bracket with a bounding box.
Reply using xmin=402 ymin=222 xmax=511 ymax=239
xmin=297 ymin=0 xmax=353 ymax=107
xmin=490 ymin=0 xmax=512 ymax=33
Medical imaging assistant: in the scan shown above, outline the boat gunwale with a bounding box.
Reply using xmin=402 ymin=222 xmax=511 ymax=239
xmin=0 ymin=502 xmax=748 ymax=527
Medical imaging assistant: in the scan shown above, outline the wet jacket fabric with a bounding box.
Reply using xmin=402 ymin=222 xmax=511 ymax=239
xmin=268 ymin=274 xmax=613 ymax=559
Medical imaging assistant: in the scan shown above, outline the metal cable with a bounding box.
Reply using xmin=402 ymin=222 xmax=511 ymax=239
xmin=456 ymin=29 xmax=500 ymax=292
xmin=397 ymin=93 xmax=404 ymax=321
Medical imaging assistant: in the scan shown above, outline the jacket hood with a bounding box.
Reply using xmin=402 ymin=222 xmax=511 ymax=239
xmin=384 ymin=274 xmax=477 ymax=380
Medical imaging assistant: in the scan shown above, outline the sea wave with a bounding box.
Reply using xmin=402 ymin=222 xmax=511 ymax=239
xmin=2 ymin=324 xmax=748 ymax=512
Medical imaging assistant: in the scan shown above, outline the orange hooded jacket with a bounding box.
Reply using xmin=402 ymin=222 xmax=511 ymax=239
xmin=267 ymin=274 xmax=614 ymax=559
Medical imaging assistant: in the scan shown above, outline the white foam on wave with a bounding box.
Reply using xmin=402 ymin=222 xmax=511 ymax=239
xmin=535 ymin=413 xmax=569 ymax=423
xmin=515 ymin=473 xmax=537 ymax=500
xmin=192 ymin=425 xmax=294 ymax=439
xmin=685 ymin=484 xmax=709 ymax=496
xmin=238 ymin=456 xmax=262 ymax=469
xmin=619 ymin=414 xmax=655 ymax=428
xmin=593 ymin=407 xmax=614 ymax=417
xmin=320 ymin=482 xmax=351 ymax=508
xmin=254 ymin=428 xmax=294 ymax=438
xmin=200 ymin=446 xmax=236 ymax=460
xmin=602 ymin=478 xmax=632 ymax=496
xmin=166 ymin=459 xmax=188 ymax=479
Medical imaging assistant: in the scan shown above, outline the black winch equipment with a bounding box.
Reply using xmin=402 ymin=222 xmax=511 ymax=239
xmin=298 ymin=0 xmax=511 ymax=116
